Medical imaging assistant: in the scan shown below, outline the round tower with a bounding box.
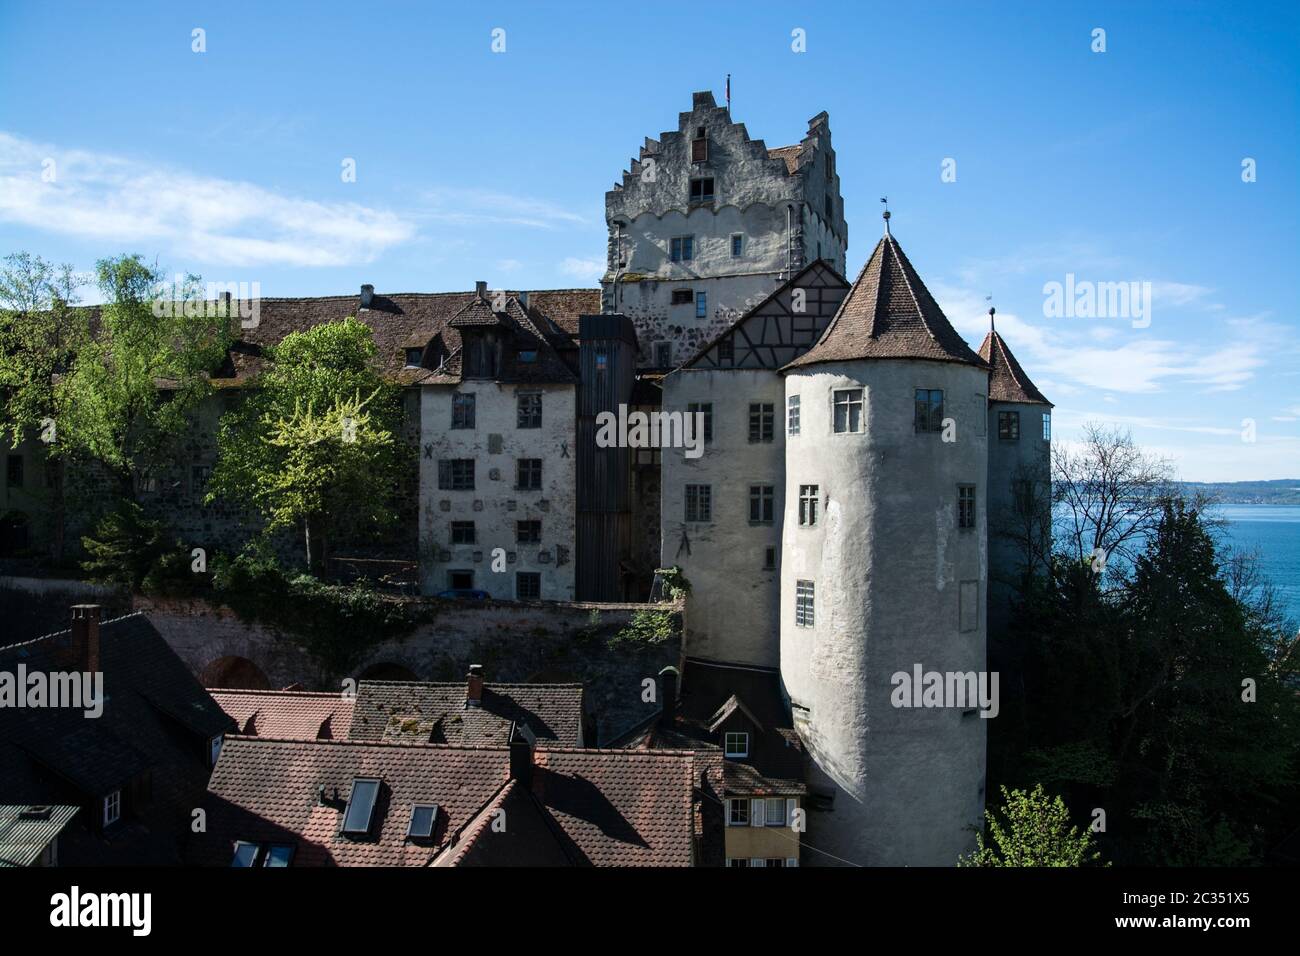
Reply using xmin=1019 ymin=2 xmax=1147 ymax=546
xmin=779 ymin=227 xmax=989 ymax=866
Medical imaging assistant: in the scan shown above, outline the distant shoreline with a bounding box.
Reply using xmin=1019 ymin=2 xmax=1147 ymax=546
xmin=1179 ymin=479 xmax=1300 ymax=506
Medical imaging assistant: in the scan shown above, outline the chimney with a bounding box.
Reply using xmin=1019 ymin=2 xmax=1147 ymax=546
xmin=360 ymin=284 xmax=374 ymax=308
xmin=70 ymin=604 xmax=102 ymax=673
xmin=474 ymin=280 xmax=488 ymax=301
xmin=658 ymin=666 xmax=680 ymax=726
xmin=517 ymin=290 xmax=529 ymax=309
xmin=466 ymin=664 xmax=484 ymax=707
xmin=508 ymin=721 xmax=535 ymax=787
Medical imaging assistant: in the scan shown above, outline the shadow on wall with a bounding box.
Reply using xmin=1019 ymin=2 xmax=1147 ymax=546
xmin=200 ymin=655 xmax=272 ymax=690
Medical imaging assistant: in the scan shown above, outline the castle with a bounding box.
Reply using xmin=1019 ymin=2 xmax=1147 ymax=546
xmin=0 ymin=91 xmax=1053 ymax=867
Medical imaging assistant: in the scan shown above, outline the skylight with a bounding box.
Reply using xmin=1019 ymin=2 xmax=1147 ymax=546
xmin=341 ymin=778 xmax=381 ymax=835
xmin=231 ymin=841 xmax=260 ymax=867
xmin=407 ymin=804 xmax=439 ymax=840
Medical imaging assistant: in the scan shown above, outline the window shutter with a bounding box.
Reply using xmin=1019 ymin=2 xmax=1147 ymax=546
xmin=786 ymin=798 xmax=798 ymax=828
xmin=750 ymin=798 xmax=764 ymax=827
xmin=438 ymin=460 xmax=450 ymax=489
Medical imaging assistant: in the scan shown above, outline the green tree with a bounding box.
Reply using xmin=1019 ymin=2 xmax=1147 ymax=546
xmin=54 ymin=255 xmax=231 ymax=500
xmin=960 ymin=784 xmax=1104 ymax=867
xmin=0 ymin=253 xmax=90 ymax=561
xmin=206 ymin=317 xmax=406 ymax=572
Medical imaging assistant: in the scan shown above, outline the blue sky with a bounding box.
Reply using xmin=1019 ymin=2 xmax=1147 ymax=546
xmin=1 ymin=0 xmax=1296 ymax=481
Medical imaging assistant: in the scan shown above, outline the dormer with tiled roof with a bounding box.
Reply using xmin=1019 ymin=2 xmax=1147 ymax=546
xmin=785 ymin=231 xmax=987 ymax=371
xmin=978 ymin=328 xmax=1052 ymax=406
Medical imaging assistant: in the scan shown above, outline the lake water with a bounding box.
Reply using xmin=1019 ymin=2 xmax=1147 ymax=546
xmin=1211 ymin=504 xmax=1300 ymax=626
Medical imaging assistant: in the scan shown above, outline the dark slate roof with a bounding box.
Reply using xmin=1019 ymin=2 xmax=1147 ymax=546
xmin=190 ymin=738 xmax=697 ymax=867
xmin=0 ymin=612 xmax=235 ymax=864
xmin=0 ymin=804 xmax=79 ymax=867
xmin=217 ymin=288 xmax=597 ymax=386
xmin=209 ymin=689 xmax=355 ymax=741
xmin=346 ymin=680 xmax=585 ymax=748
xmin=415 ymin=295 xmax=577 ymax=387
xmin=784 ymin=233 xmax=986 ymax=370
xmin=978 ymin=329 xmax=1053 ymax=406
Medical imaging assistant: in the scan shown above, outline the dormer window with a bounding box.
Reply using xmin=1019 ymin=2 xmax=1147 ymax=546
xmin=341 ymin=778 xmax=380 ymax=835
xmin=407 ymin=804 xmax=439 ymax=841
xmin=724 ymin=731 xmax=749 ymax=758
xmin=462 ymin=329 xmax=501 ymax=379
xmin=691 ymin=127 xmax=708 ymax=163
xmin=209 ymin=734 xmax=223 ymax=768
xmin=102 ymin=790 xmax=121 ymax=827
xmin=405 ymin=347 xmax=423 ymax=367
xmin=518 ymin=349 xmax=537 ymax=363
xmin=689 ymin=178 xmax=714 ymax=204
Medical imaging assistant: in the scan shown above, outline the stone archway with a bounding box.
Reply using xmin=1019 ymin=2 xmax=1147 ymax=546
xmin=200 ymin=655 xmax=272 ymax=690
xmin=357 ymin=661 xmax=419 ymax=682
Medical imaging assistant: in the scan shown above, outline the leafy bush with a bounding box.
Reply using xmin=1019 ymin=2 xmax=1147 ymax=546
xmin=655 ymin=566 xmax=692 ymax=600
xmin=959 ymin=784 xmax=1105 ymax=867
xmin=607 ymin=608 xmax=680 ymax=648
xmin=81 ymin=501 xmax=178 ymax=590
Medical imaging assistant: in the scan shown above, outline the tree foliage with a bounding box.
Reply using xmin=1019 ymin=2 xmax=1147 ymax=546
xmin=960 ymin=784 xmax=1104 ymax=867
xmin=206 ymin=317 xmax=407 ymax=570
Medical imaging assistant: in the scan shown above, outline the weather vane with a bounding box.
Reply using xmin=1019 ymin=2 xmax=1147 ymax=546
xmin=880 ymin=196 xmax=890 ymax=235
xmin=986 ymin=294 xmax=996 ymax=332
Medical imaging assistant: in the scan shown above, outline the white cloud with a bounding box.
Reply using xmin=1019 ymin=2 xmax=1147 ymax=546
xmin=420 ymin=188 xmax=589 ymax=230
xmin=559 ymin=256 xmax=604 ymax=282
xmin=0 ymin=131 xmax=416 ymax=268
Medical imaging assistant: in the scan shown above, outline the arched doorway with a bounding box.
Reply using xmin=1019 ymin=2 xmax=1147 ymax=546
xmin=200 ymin=655 xmax=272 ymax=690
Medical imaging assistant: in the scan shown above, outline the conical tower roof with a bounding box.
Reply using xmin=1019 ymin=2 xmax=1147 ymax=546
xmin=784 ymin=232 xmax=986 ymax=371
xmin=978 ymin=329 xmax=1052 ymax=406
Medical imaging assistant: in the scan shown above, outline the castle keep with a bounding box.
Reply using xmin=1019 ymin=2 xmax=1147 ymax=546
xmin=1 ymin=91 xmax=1053 ymax=867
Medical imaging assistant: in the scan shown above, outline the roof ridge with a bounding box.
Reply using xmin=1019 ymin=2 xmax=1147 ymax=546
xmin=207 ymin=687 xmax=349 ymax=699
xmin=21 ymin=610 xmax=143 ymax=648
xmin=887 ymin=235 xmax=937 ymax=343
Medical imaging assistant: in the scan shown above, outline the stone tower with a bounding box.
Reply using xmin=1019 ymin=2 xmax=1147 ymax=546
xmin=604 ymin=90 xmax=847 ymax=368
xmin=779 ymin=225 xmax=990 ymax=866
xmin=979 ymin=327 xmax=1052 ymax=636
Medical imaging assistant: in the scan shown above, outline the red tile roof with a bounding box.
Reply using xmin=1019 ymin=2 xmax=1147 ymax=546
xmin=209 ymin=689 xmax=355 ymax=741
xmin=978 ymin=329 xmax=1052 ymax=406
xmin=785 ymin=233 xmax=986 ymax=370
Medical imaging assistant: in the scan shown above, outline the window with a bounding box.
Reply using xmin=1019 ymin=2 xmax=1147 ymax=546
xmin=731 ymin=233 xmax=743 ymax=257
xmin=727 ymin=798 xmax=749 ymax=826
xmin=449 ymin=570 xmax=473 ymax=590
xmin=685 ymin=484 xmax=712 ymax=523
xmin=341 ymin=778 xmax=380 ymax=835
xmin=687 ymin=402 xmax=713 ymax=442
xmin=670 ymin=236 xmax=695 ymax=262
xmin=1043 ymin=412 xmax=1052 ymax=441
xmin=404 ymin=347 xmax=423 ymax=367
xmin=517 ymin=392 xmax=542 ymax=429
xmin=765 ymin=797 xmax=786 ymax=826
xmin=516 ymin=572 xmax=541 ymax=600
xmin=670 ymin=288 xmax=694 ymax=304
xmin=795 ymin=580 xmax=815 ymax=627
xmin=209 ymin=735 xmax=223 ymax=768
xmin=915 ymin=389 xmax=945 ymax=433
xmin=749 ymin=485 xmax=775 ymax=524
xmin=231 ymin=841 xmax=260 ymax=867
xmin=463 ymin=330 xmax=500 ymax=378
xmin=451 ymin=521 xmax=476 ymax=545
xmin=102 ymin=790 xmax=121 ymax=827
xmin=262 ymin=844 xmax=294 ymax=867
xmin=726 ymin=857 xmax=750 ymax=867
xmin=451 ymin=393 xmax=476 ymax=429
xmin=689 ymin=177 xmax=714 ymax=204
xmin=691 ymin=128 xmax=708 ymax=162
xmin=5 ymin=455 xmax=22 ymax=489
xmin=764 ymin=546 xmax=777 ymax=570
xmin=407 ymin=804 xmax=439 ymax=840
xmin=958 ymin=484 xmax=976 ymax=530
xmin=749 ymin=403 xmax=775 ymax=443
xmin=516 ymin=458 xmax=543 ymax=491
xmin=717 ymin=337 xmax=734 ymax=364
xmin=833 ymin=388 xmax=863 ymax=433
xmin=438 ymin=459 xmax=474 ymax=490
xmin=517 ymin=349 xmax=537 ymax=363
xmin=798 ymin=485 xmax=818 ymax=527
xmin=826 ymin=153 xmax=835 ymax=181
xmin=997 ymin=410 xmax=1020 ymax=440
xmin=724 ymin=732 xmax=749 ymax=758
xmin=695 ymin=290 xmax=707 ymax=319
xmin=654 ymin=342 xmax=672 ymax=368
xmin=824 ymin=194 xmax=833 ymax=220
xmin=516 ymin=520 xmax=541 ymax=544
xmin=787 ymin=395 xmax=801 ymax=435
